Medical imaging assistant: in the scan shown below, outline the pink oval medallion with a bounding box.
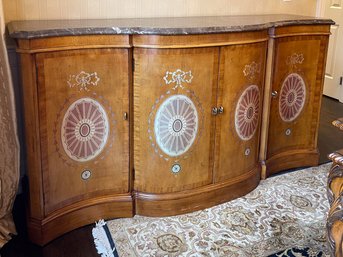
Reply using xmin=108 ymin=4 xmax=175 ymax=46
xmin=235 ymin=85 xmax=260 ymax=141
xmin=61 ymin=98 xmax=109 ymax=162
xmin=279 ymin=73 xmax=306 ymax=122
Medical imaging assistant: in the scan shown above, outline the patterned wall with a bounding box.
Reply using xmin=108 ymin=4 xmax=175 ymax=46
xmin=3 ymin=0 xmax=316 ymax=22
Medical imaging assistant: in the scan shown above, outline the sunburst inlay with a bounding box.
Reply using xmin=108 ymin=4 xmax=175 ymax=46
xmin=154 ymin=95 xmax=198 ymax=157
xmin=279 ymin=73 xmax=306 ymax=122
xmin=61 ymin=98 xmax=109 ymax=162
xmin=235 ymin=85 xmax=260 ymax=141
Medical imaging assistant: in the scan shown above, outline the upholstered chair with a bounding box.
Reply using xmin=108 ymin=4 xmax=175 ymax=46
xmin=327 ymin=118 xmax=343 ymax=257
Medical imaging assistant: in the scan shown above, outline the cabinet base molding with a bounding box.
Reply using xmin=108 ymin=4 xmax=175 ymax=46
xmin=28 ymin=194 xmax=134 ymax=246
xmin=135 ymin=167 xmax=260 ymax=217
xmin=266 ymin=149 xmax=319 ymax=177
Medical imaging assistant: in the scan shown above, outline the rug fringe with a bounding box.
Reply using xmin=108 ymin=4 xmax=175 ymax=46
xmin=92 ymin=219 xmax=115 ymax=257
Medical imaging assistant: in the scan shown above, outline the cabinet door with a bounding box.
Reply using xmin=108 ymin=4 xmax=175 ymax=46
xmin=134 ymin=47 xmax=218 ymax=193
xmin=36 ymin=49 xmax=130 ymax=215
xmin=215 ymin=42 xmax=267 ymax=182
xmin=267 ymin=35 xmax=329 ymax=172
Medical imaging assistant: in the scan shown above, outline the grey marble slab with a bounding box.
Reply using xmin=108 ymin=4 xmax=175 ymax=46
xmin=8 ymin=14 xmax=334 ymax=39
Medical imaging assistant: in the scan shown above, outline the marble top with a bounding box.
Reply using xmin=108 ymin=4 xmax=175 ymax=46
xmin=8 ymin=14 xmax=334 ymax=39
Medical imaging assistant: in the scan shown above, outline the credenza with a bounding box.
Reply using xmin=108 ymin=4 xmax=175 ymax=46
xmin=8 ymin=15 xmax=333 ymax=245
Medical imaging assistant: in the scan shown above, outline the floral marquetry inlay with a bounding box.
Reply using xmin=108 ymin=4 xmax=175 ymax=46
xmin=235 ymin=85 xmax=260 ymax=141
xmin=61 ymin=98 xmax=109 ymax=162
xmin=67 ymin=71 xmax=100 ymax=91
xmin=286 ymin=53 xmax=304 ymax=69
xmin=243 ymin=62 xmax=260 ymax=82
xmin=163 ymin=69 xmax=193 ymax=90
xmin=279 ymin=73 xmax=306 ymax=122
xmin=154 ymin=94 xmax=198 ymax=157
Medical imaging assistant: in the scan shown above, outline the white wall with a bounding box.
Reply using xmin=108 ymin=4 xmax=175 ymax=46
xmin=3 ymin=0 xmax=317 ymax=22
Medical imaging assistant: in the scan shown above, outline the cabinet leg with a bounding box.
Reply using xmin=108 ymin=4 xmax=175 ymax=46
xmin=261 ymin=160 xmax=267 ymax=180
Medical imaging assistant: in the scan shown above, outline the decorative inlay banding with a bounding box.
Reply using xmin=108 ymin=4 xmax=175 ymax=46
xmin=235 ymin=85 xmax=260 ymax=141
xmin=154 ymin=95 xmax=198 ymax=157
xmin=61 ymin=98 xmax=109 ymax=162
xmin=279 ymin=73 xmax=306 ymax=122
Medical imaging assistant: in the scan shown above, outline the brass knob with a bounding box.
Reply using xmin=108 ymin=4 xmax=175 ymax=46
xmin=271 ymin=90 xmax=278 ymax=98
xmin=212 ymin=107 xmax=218 ymax=116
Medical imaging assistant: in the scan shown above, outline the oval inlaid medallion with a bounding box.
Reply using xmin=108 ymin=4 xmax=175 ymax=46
xmin=61 ymin=98 xmax=109 ymax=162
xmin=279 ymin=73 xmax=306 ymax=122
xmin=154 ymin=95 xmax=198 ymax=157
xmin=235 ymin=85 xmax=260 ymax=141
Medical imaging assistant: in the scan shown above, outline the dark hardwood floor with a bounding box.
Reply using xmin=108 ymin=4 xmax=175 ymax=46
xmin=0 ymin=194 xmax=98 ymax=257
xmin=1 ymin=95 xmax=343 ymax=257
xmin=318 ymin=96 xmax=343 ymax=163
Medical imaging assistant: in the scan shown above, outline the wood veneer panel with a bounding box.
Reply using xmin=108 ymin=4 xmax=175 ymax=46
xmin=215 ymin=41 xmax=267 ymax=182
xmin=27 ymin=194 xmax=133 ymax=245
xmin=19 ymin=53 xmax=44 ymax=219
xmin=266 ymin=34 xmax=329 ymax=176
xmin=135 ymin=166 xmax=260 ymax=216
xmin=266 ymin=149 xmax=319 ymax=176
xmin=133 ymin=31 xmax=268 ymax=48
xmin=133 ymin=47 xmax=218 ymax=194
xmin=17 ymin=35 xmax=130 ymax=53
xmin=36 ymin=48 xmax=130 ymax=215
xmin=270 ymin=25 xmax=331 ymax=38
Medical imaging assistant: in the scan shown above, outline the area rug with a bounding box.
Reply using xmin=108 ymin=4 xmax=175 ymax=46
xmin=92 ymin=163 xmax=332 ymax=257
xmin=269 ymin=247 xmax=326 ymax=257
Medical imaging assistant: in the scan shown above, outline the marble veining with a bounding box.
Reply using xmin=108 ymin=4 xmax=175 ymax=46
xmin=8 ymin=14 xmax=334 ymax=39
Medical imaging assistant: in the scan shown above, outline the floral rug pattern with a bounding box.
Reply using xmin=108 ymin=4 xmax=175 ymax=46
xmin=96 ymin=163 xmax=331 ymax=257
xmin=269 ymin=247 xmax=326 ymax=257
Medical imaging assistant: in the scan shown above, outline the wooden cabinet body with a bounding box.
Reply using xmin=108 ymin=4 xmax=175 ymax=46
xmin=265 ymin=26 xmax=330 ymax=176
xmin=12 ymin=21 xmax=331 ymax=245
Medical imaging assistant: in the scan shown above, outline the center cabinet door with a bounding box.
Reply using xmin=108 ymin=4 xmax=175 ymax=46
xmin=215 ymin=42 xmax=267 ymax=183
xmin=134 ymin=47 xmax=218 ymax=194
